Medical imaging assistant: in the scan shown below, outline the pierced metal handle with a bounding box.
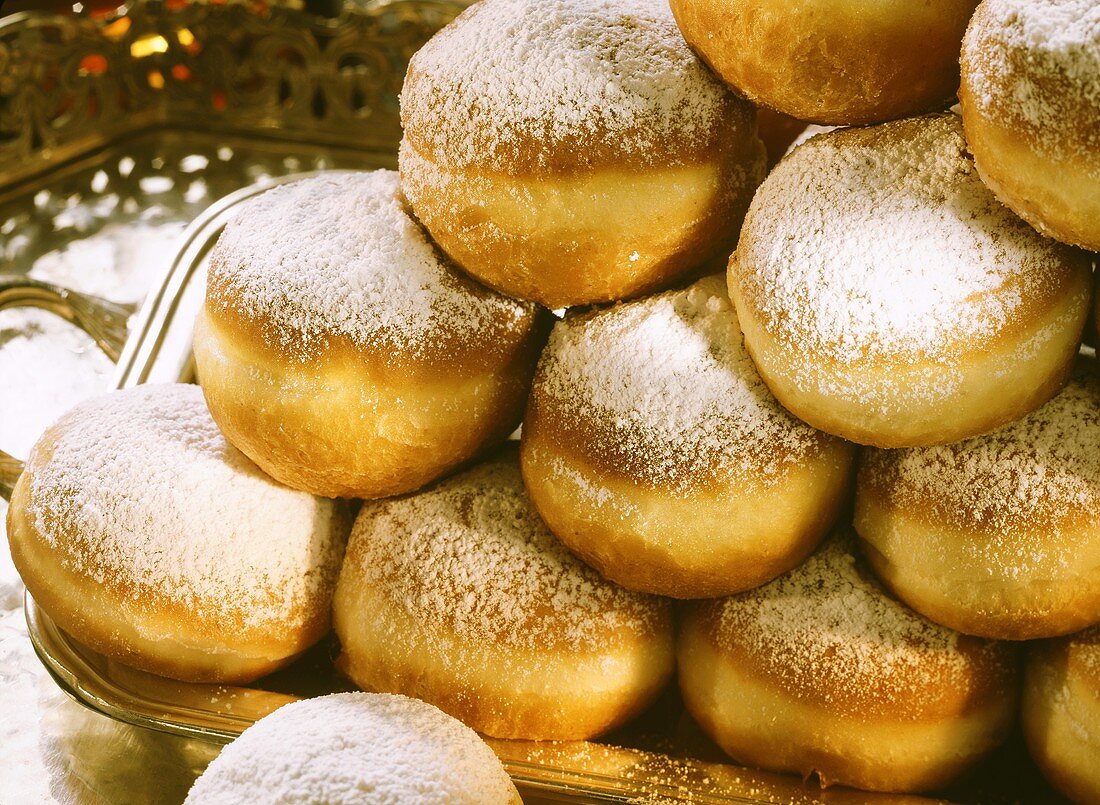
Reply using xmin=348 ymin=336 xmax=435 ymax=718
xmin=0 ymin=276 xmax=135 ymax=500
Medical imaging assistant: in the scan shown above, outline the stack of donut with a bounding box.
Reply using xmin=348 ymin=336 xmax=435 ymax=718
xmin=7 ymin=0 xmax=1100 ymax=800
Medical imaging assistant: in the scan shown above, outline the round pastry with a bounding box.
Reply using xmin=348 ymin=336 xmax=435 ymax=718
xmin=960 ymin=0 xmax=1100 ymax=251
xmin=333 ymin=446 xmax=674 ymax=740
xmin=668 ymin=0 xmax=977 ymax=125
xmin=193 ymin=170 xmax=549 ymax=499
xmin=855 ymin=361 xmax=1100 ymax=640
xmin=521 ymin=275 xmax=854 ymax=599
xmin=7 ymin=384 xmax=348 ymax=684
xmin=185 ymin=693 xmax=520 ymax=804
xmin=398 ymin=0 xmax=766 ymax=308
xmin=728 ymin=114 xmax=1093 ymax=448
xmin=678 ymin=529 xmax=1020 ymax=793
xmin=1023 ymin=626 xmax=1100 ymax=804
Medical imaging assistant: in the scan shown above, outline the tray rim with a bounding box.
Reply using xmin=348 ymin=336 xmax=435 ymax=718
xmin=24 ymin=591 xmax=822 ymax=805
xmin=114 ymin=165 xmax=333 ymax=390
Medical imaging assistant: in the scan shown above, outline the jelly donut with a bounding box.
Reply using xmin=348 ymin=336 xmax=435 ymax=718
xmin=193 ymin=171 xmax=549 ymax=499
xmin=678 ymin=529 xmax=1019 ymax=793
xmin=669 ymin=0 xmax=978 ymax=125
xmin=7 ymin=384 xmax=348 ymax=684
xmin=521 ymin=275 xmax=854 ymax=599
xmin=855 ymin=361 xmax=1100 ymax=640
xmin=960 ymin=0 xmax=1100 ymax=251
xmin=185 ymin=693 xmax=520 ymax=805
xmin=333 ymin=446 xmax=674 ymax=740
xmin=398 ymin=0 xmax=766 ymax=308
xmin=1023 ymin=626 xmax=1100 ymax=804
xmin=729 ymin=114 xmax=1093 ymax=448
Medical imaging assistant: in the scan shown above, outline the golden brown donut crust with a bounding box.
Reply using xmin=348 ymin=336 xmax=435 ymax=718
xmin=194 ymin=308 xmax=548 ymax=499
xmin=335 ymin=591 xmax=672 ymax=741
xmin=1023 ymin=627 xmax=1100 ymax=804
xmin=729 ymin=114 xmax=1094 ymax=447
xmin=399 ymin=135 xmax=764 ymax=309
xmin=397 ymin=0 xmax=766 ymax=307
xmin=196 ymin=171 xmax=551 ymax=499
xmin=855 ymin=361 xmax=1100 ymax=640
xmin=520 ymin=434 xmax=849 ymax=599
xmin=203 ymin=173 xmax=548 ymax=376
xmin=10 ymin=475 xmax=335 ymax=683
xmin=333 ymin=446 xmax=675 ymax=741
xmin=959 ymin=0 xmax=1100 ymax=251
xmin=8 ymin=385 xmax=349 ymax=684
xmin=520 ymin=276 xmax=854 ymax=598
xmin=677 ymin=530 xmax=1020 ymax=793
xmin=669 ymin=0 xmax=978 ymax=125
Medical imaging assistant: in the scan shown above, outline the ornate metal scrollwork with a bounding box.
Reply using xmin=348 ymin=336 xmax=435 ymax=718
xmin=0 ymin=0 xmax=466 ymax=187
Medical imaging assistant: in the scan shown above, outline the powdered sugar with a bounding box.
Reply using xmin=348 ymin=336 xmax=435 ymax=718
xmin=0 ymin=316 xmax=114 ymax=461
xmin=0 ymin=220 xmax=182 ymax=460
xmin=25 ymin=384 xmax=345 ymax=629
xmin=862 ymin=363 xmax=1100 ymax=543
xmin=713 ymin=530 xmax=982 ymax=703
xmin=534 ymin=275 xmax=825 ymax=493
xmin=963 ymin=0 xmax=1100 ymax=158
xmin=400 ymin=0 xmax=735 ymax=170
xmin=1046 ymin=626 xmax=1100 ymax=745
xmin=347 ymin=448 xmax=662 ymax=651
xmin=784 ymin=124 xmax=838 ymax=156
xmin=1073 ymin=626 xmax=1100 ymax=678
xmin=206 ymin=171 xmax=537 ymax=362
xmin=734 ymin=115 xmax=1070 ymax=372
xmin=185 ymin=693 xmax=516 ymax=805
xmin=538 ymin=452 xmax=641 ymax=518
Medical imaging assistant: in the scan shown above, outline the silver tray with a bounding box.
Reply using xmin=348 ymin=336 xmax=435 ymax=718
xmin=14 ymin=166 xmax=1064 ymax=805
xmin=17 ymin=166 xmax=944 ymax=804
xmin=0 ymin=2 xmax=1061 ymax=802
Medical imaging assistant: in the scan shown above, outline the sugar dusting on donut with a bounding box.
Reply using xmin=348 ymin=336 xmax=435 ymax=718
xmin=349 ymin=450 xmax=661 ymax=651
xmin=26 ymin=384 xmax=343 ymax=628
xmin=712 ymin=531 xmax=990 ymax=705
xmin=863 ymin=365 xmax=1100 ymax=544
xmin=964 ymin=0 xmax=1100 ymax=158
xmin=185 ymin=693 xmax=516 ymax=804
xmin=1074 ymin=627 xmax=1100 ymax=680
xmin=535 ymin=275 xmax=823 ymax=493
xmin=534 ymin=451 xmax=644 ymax=519
xmin=737 ymin=115 xmax=1070 ymax=384
xmin=400 ymin=0 xmax=735 ymax=169
xmin=207 ymin=171 xmax=536 ymax=361
xmin=1030 ymin=624 xmax=1100 ymax=744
